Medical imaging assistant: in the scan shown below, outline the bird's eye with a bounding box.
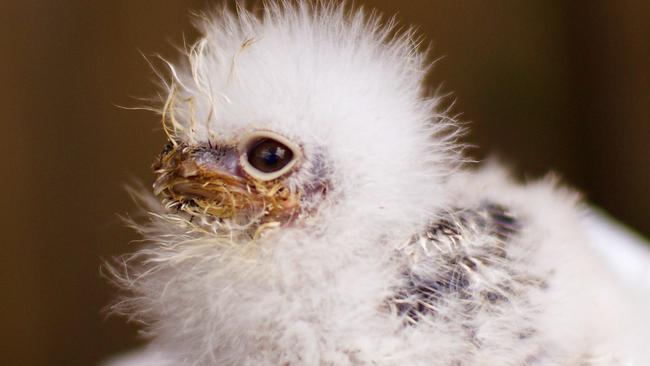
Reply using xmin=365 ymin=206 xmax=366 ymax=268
xmin=248 ymin=139 xmax=293 ymax=172
xmin=239 ymin=131 xmax=301 ymax=181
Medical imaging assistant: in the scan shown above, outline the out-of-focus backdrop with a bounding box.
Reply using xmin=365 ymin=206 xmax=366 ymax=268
xmin=1 ymin=1 xmax=648 ymax=365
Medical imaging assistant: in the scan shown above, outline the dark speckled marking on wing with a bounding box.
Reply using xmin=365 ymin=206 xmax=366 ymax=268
xmin=387 ymin=202 xmax=526 ymax=323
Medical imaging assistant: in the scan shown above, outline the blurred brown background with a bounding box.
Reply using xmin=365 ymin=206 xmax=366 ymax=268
xmin=1 ymin=1 xmax=647 ymax=365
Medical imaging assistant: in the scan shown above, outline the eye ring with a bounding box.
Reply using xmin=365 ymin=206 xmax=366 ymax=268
xmin=238 ymin=131 xmax=301 ymax=181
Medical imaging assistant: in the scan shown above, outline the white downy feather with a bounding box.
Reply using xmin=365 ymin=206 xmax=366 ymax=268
xmin=108 ymin=3 xmax=649 ymax=365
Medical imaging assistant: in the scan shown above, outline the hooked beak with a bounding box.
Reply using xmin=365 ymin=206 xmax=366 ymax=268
xmin=152 ymin=143 xmax=301 ymax=223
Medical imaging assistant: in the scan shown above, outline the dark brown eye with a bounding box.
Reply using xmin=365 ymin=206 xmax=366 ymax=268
xmin=247 ymin=138 xmax=294 ymax=173
xmin=239 ymin=131 xmax=301 ymax=181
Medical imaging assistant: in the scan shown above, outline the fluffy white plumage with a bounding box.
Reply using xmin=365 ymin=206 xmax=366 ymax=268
xmin=110 ymin=3 xmax=649 ymax=365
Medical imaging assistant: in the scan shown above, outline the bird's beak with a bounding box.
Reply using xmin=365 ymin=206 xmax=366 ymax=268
xmin=152 ymin=143 xmax=301 ymax=223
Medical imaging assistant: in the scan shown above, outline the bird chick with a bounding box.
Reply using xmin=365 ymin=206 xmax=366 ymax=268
xmin=111 ymin=3 xmax=649 ymax=366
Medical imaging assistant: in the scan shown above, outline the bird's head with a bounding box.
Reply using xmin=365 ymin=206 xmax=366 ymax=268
xmin=147 ymin=4 xmax=456 ymax=242
xmin=115 ymin=5 xmax=461 ymax=364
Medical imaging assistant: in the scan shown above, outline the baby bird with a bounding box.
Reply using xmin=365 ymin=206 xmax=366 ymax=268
xmin=110 ymin=3 xmax=649 ymax=365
